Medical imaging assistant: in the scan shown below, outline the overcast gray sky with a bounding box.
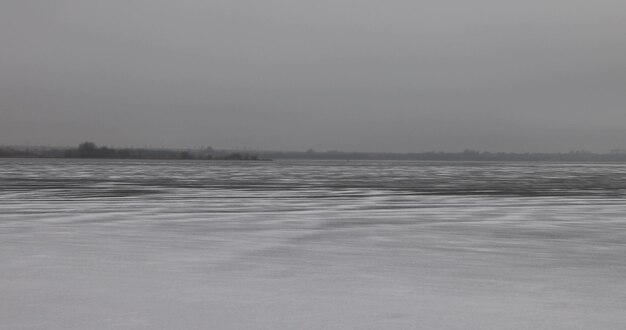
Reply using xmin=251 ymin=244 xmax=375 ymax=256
xmin=1 ymin=0 xmax=625 ymax=152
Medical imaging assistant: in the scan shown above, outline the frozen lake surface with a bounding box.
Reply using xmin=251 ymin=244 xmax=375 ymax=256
xmin=1 ymin=158 xmax=626 ymax=329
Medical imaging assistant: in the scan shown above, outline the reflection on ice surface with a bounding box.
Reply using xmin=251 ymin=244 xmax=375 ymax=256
xmin=1 ymin=159 xmax=626 ymax=329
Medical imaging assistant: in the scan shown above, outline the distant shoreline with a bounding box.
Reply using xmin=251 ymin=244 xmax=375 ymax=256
xmin=3 ymin=142 xmax=626 ymax=162
xmin=0 ymin=142 xmax=270 ymax=161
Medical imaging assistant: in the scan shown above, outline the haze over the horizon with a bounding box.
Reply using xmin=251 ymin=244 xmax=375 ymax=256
xmin=1 ymin=0 xmax=625 ymax=153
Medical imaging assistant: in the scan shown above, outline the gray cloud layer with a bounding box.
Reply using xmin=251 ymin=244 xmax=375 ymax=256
xmin=2 ymin=0 xmax=625 ymax=152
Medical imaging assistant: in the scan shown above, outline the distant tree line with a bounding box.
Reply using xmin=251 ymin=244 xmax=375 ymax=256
xmin=3 ymin=143 xmax=626 ymax=162
xmin=0 ymin=142 xmax=265 ymax=161
xmin=264 ymin=149 xmax=626 ymax=162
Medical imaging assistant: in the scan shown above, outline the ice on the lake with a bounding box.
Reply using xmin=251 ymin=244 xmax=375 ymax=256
xmin=1 ymin=159 xmax=626 ymax=329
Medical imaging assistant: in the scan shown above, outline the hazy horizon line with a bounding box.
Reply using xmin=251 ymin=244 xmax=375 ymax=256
xmin=3 ymin=142 xmax=626 ymax=156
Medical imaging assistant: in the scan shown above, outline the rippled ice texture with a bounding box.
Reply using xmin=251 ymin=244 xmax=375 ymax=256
xmin=1 ymin=159 xmax=626 ymax=329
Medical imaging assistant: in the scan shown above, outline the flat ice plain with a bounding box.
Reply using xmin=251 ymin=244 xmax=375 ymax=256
xmin=1 ymin=159 xmax=626 ymax=329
